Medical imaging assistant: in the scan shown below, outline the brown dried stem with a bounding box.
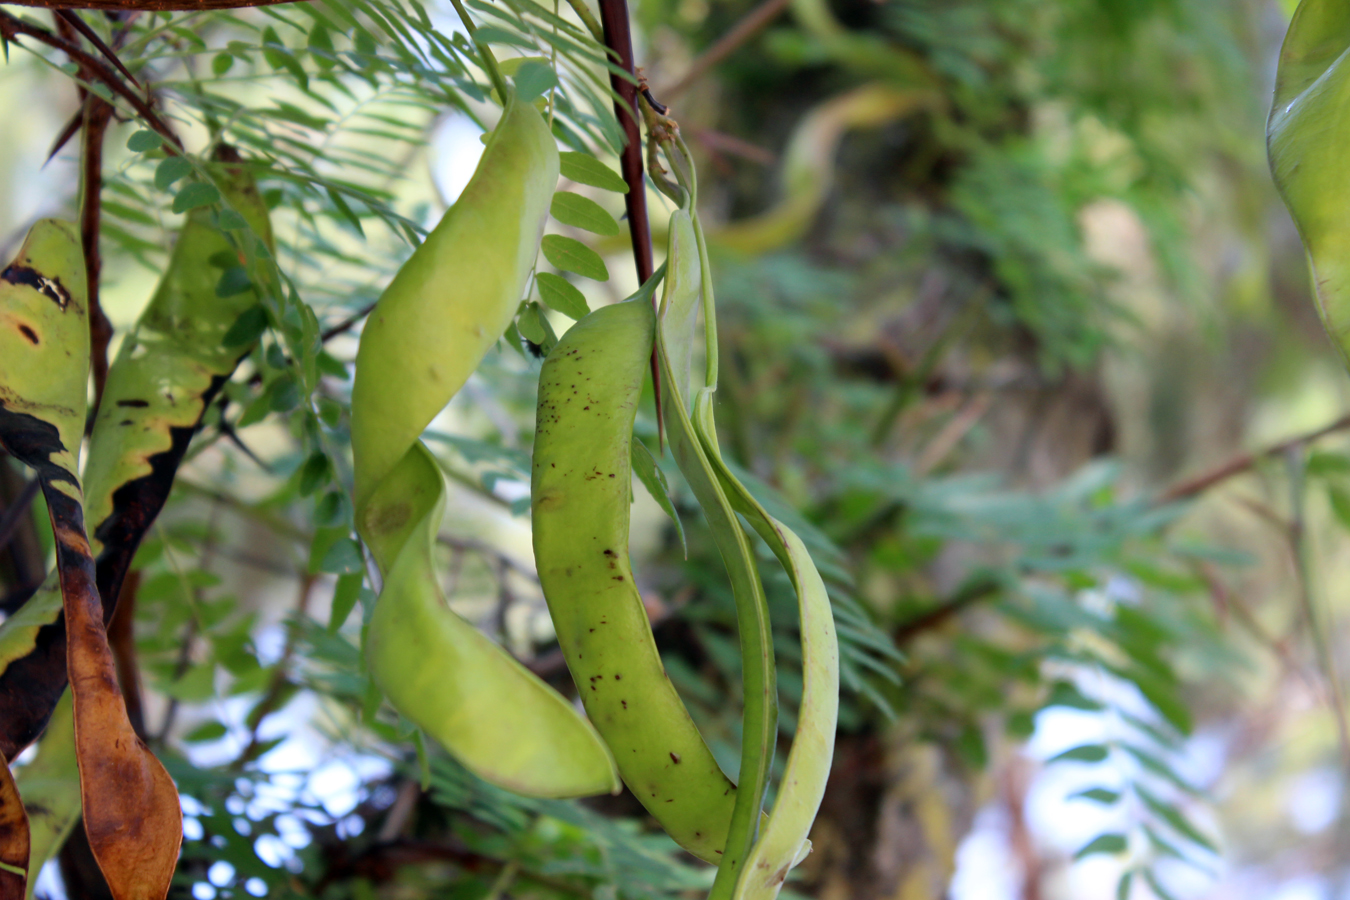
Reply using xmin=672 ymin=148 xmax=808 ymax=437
xmin=1156 ymin=413 xmax=1350 ymax=505
xmin=0 ymin=10 xmax=181 ymax=152
xmin=658 ymin=0 xmax=790 ymax=99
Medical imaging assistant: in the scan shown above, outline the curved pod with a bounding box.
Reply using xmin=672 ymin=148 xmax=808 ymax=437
xmin=351 ymin=95 xmax=618 ymax=798
xmin=532 ymin=298 xmax=740 ymax=860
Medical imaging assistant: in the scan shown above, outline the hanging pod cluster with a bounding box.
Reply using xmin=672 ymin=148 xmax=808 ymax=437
xmin=531 ymin=122 xmax=839 ymax=898
xmin=0 ymin=152 xmax=276 ymax=900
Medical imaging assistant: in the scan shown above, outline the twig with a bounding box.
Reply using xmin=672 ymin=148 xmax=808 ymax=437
xmin=107 ymin=571 xmax=147 ymax=739
xmin=894 ymin=575 xmax=1001 ymax=644
xmin=44 ymin=107 xmax=84 ymax=165
xmin=8 ymin=0 xmax=295 ymax=9
xmin=597 ymin=0 xmax=662 ymax=447
xmin=657 ymin=0 xmax=790 ymax=99
xmin=1156 ymin=413 xmax=1350 ymax=504
xmin=321 ymin=301 xmax=378 ymax=342
xmin=54 ymin=10 xmax=139 ymax=89
xmin=694 ymin=128 xmax=776 ymax=166
xmin=0 ymin=10 xmax=181 ymax=151
xmin=82 ymin=97 xmax=115 ymax=411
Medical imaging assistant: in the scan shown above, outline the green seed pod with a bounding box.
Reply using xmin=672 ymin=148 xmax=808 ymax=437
xmin=654 ymin=212 xmax=777 ymax=898
xmin=1268 ymin=0 xmax=1350 ymax=366
xmin=532 ymin=296 xmax=740 ymax=861
xmin=351 ymin=95 xmax=558 ymax=515
xmin=351 ymin=95 xmax=619 ymax=798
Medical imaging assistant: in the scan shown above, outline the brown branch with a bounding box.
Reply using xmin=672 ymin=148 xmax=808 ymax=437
xmin=0 ymin=10 xmax=182 ymax=151
xmin=11 ymin=0 xmax=294 ymax=9
xmin=657 ymin=0 xmax=790 ymax=99
xmin=321 ymin=301 xmax=379 ymax=342
xmin=82 ymin=97 xmax=115 ymax=412
xmin=45 ymin=106 xmax=85 ymax=165
xmin=1156 ymin=413 xmax=1350 ymax=505
xmin=894 ymin=576 xmax=1001 ymax=644
xmin=598 ymin=0 xmax=663 ymax=446
xmin=107 ymin=570 xmax=146 ymax=739
xmin=693 ymin=128 xmax=776 ymax=166
xmin=54 ymin=9 xmax=139 ymax=89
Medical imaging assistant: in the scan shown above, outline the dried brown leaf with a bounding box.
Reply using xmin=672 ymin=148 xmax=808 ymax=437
xmin=0 ymin=763 xmax=28 ymax=900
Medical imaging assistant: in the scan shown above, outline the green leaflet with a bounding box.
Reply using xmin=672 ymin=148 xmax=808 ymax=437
xmin=1268 ymin=0 xmax=1350 ymax=366
xmin=351 ymin=94 xmax=619 ymax=798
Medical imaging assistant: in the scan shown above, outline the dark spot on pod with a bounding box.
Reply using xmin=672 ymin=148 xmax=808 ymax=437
xmin=614 ymin=674 xmax=621 ymax=680
xmin=670 ymin=752 xmax=680 ymax=763
xmin=608 ymin=473 xmax=615 ymax=478
xmin=603 ymin=549 xmax=617 ymax=557
xmin=589 ymin=627 xmax=595 ymax=633
xmin=18 ymin=324 xmax=38 ymax=344
xmin=621 ymin=700 xmax=627 ymax=709
xmin=613 ymin=576 xmax=624 ymax=581
xmin=119 ymin=420 xmax=133 ymax=426
xmin=116 ymin=399 xmax=150 ymax=408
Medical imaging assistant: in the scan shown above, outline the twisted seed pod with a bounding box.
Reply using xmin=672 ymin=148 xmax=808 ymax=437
xmin=351 ymin=95 xmax=618 ymax=798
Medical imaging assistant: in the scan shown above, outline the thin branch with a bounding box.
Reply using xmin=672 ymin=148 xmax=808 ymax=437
xmin=321 ymin=301 xmax=378 ymax=342
xmin=894 ymin=575 xmax=1001 ymax=644
xmin=694 ymin=128 xmax=776 ymax=166
xmin=82 ymin=97 xmax=115 ymax=411
xmin=54 ymin=9 xmax=139 ymax=89
xmin=107 ymin=571 xmax=147 ymax=739
xmin=657 ymin=0 xmax=791 ymax=99
xmin=1156 ymin=413 xmax=1350 ymax=505
xmin=9 ymin=0 xmax=294 ymax=9
xmin=0 ymin=10 xmax=181 ymax=151
xmin=44 ymin=107 xmax=84 ymax=165
xmin=597 ymin=0 xmax=662 ymax=447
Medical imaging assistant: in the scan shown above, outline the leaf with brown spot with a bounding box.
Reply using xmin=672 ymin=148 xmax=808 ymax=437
xmin=0 ymin=219 xmax=181 ymax=900
xmin=0 ymin=762 xmax=29 ymax=900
